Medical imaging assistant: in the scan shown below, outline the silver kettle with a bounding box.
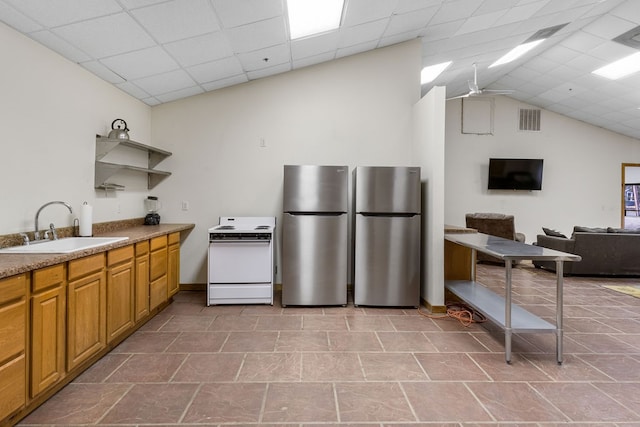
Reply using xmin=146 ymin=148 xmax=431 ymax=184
xmin=108 ymin=119 xmax=130 ymax=140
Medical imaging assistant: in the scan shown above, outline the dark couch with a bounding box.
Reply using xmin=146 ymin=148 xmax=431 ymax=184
xmin=533 ymin=227 xmax=640 ymax=276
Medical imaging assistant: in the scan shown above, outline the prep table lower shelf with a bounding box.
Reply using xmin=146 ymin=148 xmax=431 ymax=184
xmin=445 ymin=280 xmax=555 ymax=332
xmin=444 ymin=232 xmax=581 ymax=364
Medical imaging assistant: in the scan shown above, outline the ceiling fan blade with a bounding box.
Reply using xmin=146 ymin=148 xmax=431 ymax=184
xmin=446 ymin=93 xmax=471 ymax=100
xmin=481 ymin=89 xmax=514 ymax=94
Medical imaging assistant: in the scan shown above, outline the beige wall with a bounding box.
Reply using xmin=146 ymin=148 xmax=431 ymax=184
xmin=0 ymin=22 xmax=152 ymax=233
xmin=151 ymin=40 xmax=423 ymax=284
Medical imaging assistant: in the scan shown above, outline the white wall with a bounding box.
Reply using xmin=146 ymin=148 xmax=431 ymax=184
xmin=445 ymin=96 xmax=640 ymax=241
xmin=151 ymin=40 xmax=422 ymax=284
xmin=0 ymin=22 xmax=152 ymax=233
xmin=413 ymin=86 xmax=446 ymax=308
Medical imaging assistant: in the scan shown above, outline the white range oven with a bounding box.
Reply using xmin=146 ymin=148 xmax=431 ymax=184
xmin=207 ymin=216 xmax=275 ymax=305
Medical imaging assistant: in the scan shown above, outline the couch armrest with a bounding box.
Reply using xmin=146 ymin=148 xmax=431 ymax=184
xmin=535 ymin=234 xmax=575 ymax=253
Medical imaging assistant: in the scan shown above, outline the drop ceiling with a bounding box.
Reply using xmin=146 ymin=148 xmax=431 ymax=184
xmin=2 ymin=0 xmax=640 ymax=140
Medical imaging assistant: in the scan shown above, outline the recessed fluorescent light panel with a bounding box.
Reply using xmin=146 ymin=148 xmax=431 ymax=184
xmin=287 ymin=0 xmax=345 ymax=40
xmin=421 ymin=61 xmax=452 ymax=84
xmin=489 ymin=23 xmax=568 ymax=68
xmin=592 ymin=52 xmax=640 ymax=79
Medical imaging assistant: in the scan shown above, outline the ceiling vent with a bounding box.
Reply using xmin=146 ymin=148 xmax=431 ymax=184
xmin=519 ymin=108 xmax=541 ymax=132
xmin=613 ymin=25 xmax=640 ymax=49
xmin=524 ymin=23 xmax=568 ymax=42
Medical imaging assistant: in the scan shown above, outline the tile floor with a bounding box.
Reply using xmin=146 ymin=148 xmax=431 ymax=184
xmin=18 ymin=262 xmax=640 ymax=426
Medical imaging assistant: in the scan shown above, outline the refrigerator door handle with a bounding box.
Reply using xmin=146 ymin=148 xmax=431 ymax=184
xmin=359 ymin=212 xmax=418 ymax=217
xmin=287 ymin=212 xmax=345 ymax=216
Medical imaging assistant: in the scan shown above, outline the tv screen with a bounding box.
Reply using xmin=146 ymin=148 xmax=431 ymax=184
xmin=488 ymin=158 xmax=544 ymax=191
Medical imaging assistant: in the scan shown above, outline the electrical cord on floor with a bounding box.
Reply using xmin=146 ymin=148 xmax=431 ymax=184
xmin=417 ymin=301 xmax=487 ymax=327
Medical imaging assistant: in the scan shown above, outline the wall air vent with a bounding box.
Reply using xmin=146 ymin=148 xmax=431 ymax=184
xmin=519 ymin=108 xmax=541 ymax=132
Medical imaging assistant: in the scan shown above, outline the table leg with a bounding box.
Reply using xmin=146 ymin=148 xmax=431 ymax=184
xmin=556 ymin=260 xmax=564 ymax=365
xmin=505 ymin=261 xmax=512 ymax=364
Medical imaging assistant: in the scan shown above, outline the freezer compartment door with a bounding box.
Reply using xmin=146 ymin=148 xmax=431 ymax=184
xmin=354 ymin=214 xmax=420 ymax=306
xmin=282 ymin=213 xmax=348 ymax=306
xmin=355 ymin=166 xmax=421 ymax=214
xmin=283 ymin=165 xmax=348 ymax=213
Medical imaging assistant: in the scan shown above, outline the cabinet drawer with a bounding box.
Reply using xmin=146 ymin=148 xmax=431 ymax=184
xmin=0 ymin=298 xmax=26 ymax=363
xmin=0 ymin=354 xmax=26 ymax=420
xmin=0 ymin=274 xmax=26 ymax=304
xmin=150 ymin=248 xmax=167 ymax=281
xmin=168 ymin=232 xmax=180 ymax=245
xmin=150 ymin=235 xmax=167 ymax=251
xmin=68 ymin=253 xmax=105 ymax=280
xmin=32 ymin=264 xmax=65 ymax=293
xmin=108 ymin=245 xmax=134 ymax=267
xmin=136 ymin=240 xmax=149 ymax=256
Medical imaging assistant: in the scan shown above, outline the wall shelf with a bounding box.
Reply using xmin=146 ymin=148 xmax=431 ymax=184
xmin=94 ymin=135 xmax=172 ymax=190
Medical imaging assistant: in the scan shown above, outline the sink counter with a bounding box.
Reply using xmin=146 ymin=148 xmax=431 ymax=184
xmin=0 ymin=223 xmax=194 ymax=279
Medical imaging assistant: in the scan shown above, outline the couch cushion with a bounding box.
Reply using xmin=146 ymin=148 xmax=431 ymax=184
xmin=573 ymin=226 xmax=607 ymax=233
xmin=542 ymin=227 xmax=567 ymax=238
xmin=607 ymin=227 xmax=640 ymax=234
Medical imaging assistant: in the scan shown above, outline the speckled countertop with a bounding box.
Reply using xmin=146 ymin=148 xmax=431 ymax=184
xmin=0 ymin=222 xmax=195 ymax=279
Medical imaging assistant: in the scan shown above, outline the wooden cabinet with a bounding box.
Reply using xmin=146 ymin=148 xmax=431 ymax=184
xmin=107 ymin=245 xmax=135 ymax=343
xmin=149 ymin=235 xmax=168 ymax=310
xmin=30 ymin=264 xmax=66 ymax=398
xmin=167 ymin=232 xmax=180 ymax=298
xmin=67 ymin=254 xmax=106 ymax=371
xmin=134 ymin=240 xmax=150 ymax=322
xmin=0 ymin=273 xmax=27 ymax=421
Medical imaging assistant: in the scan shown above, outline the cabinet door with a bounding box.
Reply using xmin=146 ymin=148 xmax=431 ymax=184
xmin=167 ymin=233 xmax=180 ymax=298
xmin=31 ymin=285 xmax=65 ymax=397
xmin=67 ymin=270 xmax=106 ymax=371
xmin=135 ymin=241 xmax=150 ymax=322
xmin=107 ymin=246 xmax=135 ymax=343
xmin=149 ymin=236 xmax=168 ymax=310
xmin=0 ymin=274 xmax=27 ymax=420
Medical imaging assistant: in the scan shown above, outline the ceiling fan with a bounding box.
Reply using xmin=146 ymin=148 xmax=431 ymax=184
xmin=447 ymin=63 xmax=514 ymax=100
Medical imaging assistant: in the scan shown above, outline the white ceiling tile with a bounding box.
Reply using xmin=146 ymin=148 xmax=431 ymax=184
xmin=339 ymin=19 xmax=389 ymax=48
xmin=115 ymin=81 xmax=150 ymax=99
xmin=237 ymin=44 xmax=290 ymax=71
xmin=155 ymin=86 xmax=204 ymax=103
xmin=163 ymin=32 xmax=232 ymax=68
xmin=0 ymin=1 xmax=42 ymax=32
xmin=395 ymin=0 xmax=442 ymax=14
xmin=582 ymin=13 xmax=636 ymax=39
xmin=492 ymin=1 xmax=547 ymax=26
xmin=336 ymin=40 xmax=379 ymax=58
xmin=384 ymin=6 xmax=438 ymax=37
xmin=141 ymin=96 xmax=161 ymax=106
xmin=247 ymin=62 xmax=291 ymax=80
xmin=118 ymin=0 xmax=168 ymax=10
xmin=3 ymin=0 xmax=121 ymax=28
xmin=132 ymin=69 xmax=197 ymax=95
xmin=419 ymin=19 xmax=465 ymax=41
xmin=611 ymin=0 xmax=640 ymax=23
xmin=100 ymin=47 xmax=179 ymax=81
xmin=80 ymin=60 xmax=126 ymax=84
xmin=187 ymin=56 xmax=244 ymax=84
xmin=225 ymin=16 xmax=286 ymax=53
xmin=291 ymin=32 xmax=339 ymax=60
xmin=429 ymin=0 xmax=483 ymax=25
xmin=454 ymin=11 xmax=505 ymax=36
xmin=587 ymin=41 xmax=636 ymax=62
xmin=343 ymin=0 xmax=399 ymax=27
xmin=559 ymin=31 xmax=607 ymax=53
xmin=379 ymin=31 xmax=421 ymax=48
xmin=29 ymin=30 xmax=90 ymax=62
xmin=293 ymin=51 xmax=336 ymax=69
xmin=52 ymin=13 xmax=155 ymax=58
xmin=538 ymin=45 xmax=580 ymax=64
xmin=202 ymin=74 xmax=248 ymax=91
xmin=131 ymin=0 xmax=219 ymax=44
xmin=211 ymin=0 xmax=282 ymax=29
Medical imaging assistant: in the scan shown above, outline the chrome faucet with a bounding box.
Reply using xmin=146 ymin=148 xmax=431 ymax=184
xmin=34 ymin=201 xmax=73 ymax=240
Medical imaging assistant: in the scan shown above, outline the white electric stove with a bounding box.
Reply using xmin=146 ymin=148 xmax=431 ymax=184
xmin=207 ymin=217 xmax=275 ymax=305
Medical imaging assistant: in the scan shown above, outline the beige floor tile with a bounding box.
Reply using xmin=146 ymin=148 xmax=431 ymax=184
xmin=263 ymin=382 xmax=337 ymax=422
xmin=403 ymin=382 xmax=493 ymax=422
xmin=237 ymin=352 xmax=302 ymax=381
xmin=182 ymin=383 xmax=266 ymax=424
xmin=336 ymin=382 xmax=415 ymax=422
xmin=302 ymin=352 xmax=365 ymax=381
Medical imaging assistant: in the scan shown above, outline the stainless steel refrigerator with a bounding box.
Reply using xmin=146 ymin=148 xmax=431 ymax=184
xmin=282 ymin=165 xmax=348 ymax=306
xmin=354 ymin=166 xmax=421 ymax=307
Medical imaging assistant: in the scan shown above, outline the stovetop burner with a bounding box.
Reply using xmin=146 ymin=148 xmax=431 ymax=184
xmin=216 ymin=225 xmax=235 ymax=230
xmin=255 ymin=225 xmax=270 ymax=230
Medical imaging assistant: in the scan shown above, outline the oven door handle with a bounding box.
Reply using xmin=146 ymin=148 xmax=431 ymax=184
xmin=209 ymin=240 xmax=271 ymax=243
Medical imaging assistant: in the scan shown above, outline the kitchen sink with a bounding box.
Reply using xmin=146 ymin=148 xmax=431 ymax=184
xmin=0 ymin=237 xmax=129 ymax=254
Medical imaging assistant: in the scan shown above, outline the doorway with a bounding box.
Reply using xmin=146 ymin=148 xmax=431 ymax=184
xmin=621 ymin=163 xmax=640 ymax=229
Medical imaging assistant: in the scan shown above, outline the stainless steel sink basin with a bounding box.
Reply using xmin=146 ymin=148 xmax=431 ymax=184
xmin=0 ymin=237 xmax=128 ymax=254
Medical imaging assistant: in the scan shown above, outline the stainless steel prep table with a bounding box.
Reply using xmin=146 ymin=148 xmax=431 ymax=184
xmin=444 ymin=232 xmax=581 ymax=364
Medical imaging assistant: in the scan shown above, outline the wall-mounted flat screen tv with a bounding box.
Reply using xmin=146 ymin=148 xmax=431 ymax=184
xmin=488 ymin=158 xmax=544 ymax=191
